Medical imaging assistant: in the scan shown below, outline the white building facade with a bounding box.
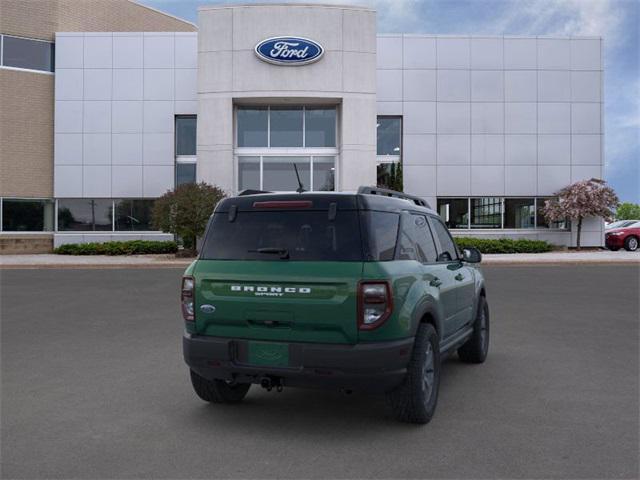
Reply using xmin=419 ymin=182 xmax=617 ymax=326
xmin=51 ymin=3 xmax=604 ymax=247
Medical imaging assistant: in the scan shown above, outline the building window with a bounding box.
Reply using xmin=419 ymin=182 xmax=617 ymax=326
xmin=1 ymin=35 xmax=54 ymax=73
xmin=437 ymin=198 xmax=469 ymax=229
xmin=238 ymin=156 xmax=335 ymax=192
xmin=435 ymin=197 xmax=569 ymax=230
xmin=376 ymin=117 xmax=402 ymax=191
xmin=504 ymin=198 xmax=535 ymax=229
xmin=536 ymin=198 xmax=569 ymax=229
xmin=57 ymin=199 xmax=112 ymax=231
xmin=175 ymin=116 xmax=196 ymax=186
xmin=1 ymin=198 xmax=54 ymax=231
xmin=236 ymin=106 xmax=336 ymax=148
xmin=235 ymin=106 xmax=337 ymax=192
xmin=471 ymin=197 xmax=502 ymax=229
xmin=114 ymin=199 xmax=155 ymax=231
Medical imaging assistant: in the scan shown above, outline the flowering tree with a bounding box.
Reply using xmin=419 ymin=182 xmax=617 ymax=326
xmin=543 ymin=178 xmax=619 ymax=250
xmin=152 ymin=182 xmax=226 ymax=253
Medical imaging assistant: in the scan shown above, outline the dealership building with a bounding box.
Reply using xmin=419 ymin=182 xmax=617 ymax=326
xmin=0 ymin=1 xmax=605 ymax=252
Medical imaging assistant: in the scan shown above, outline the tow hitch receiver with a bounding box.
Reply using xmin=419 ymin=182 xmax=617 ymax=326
xmin=260 ymin=376 xmax=284 ymax=392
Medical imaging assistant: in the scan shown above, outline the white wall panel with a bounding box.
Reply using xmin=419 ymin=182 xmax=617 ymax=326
xmin=437 ymin=103 xmax=470 ymax=134
xmin=113 ymin=35 xmax=143 ymax=68
xmin=175 ymin=34 xmax=198 ymax=68
xmin=471 ymin=71 xmax=503 ymax=101
xmin=403 ymin=70 xmax=436 ymax=101
xmin=55 ymin=35 xmax=84 ymax=68
xmin=571 ymin=135 xmax=601 ymax=165
xmin=56 ymin=69 xmax=84 ymax=100
xmin=55 ymin=165 xmax=83 ymax=197
xmin=376 ymin=70 xmax=403 ymax=102
xmin=144 ymin=69 xmax=174 ymax=100
xmin=471 ymin=103 xmax=503 ymax=134
xmin=538 ymin=70 xmax=570 ymax=101
xmin=437 ymin=166 xmax=470 ymax=195
xmin=83 ymin=133 xmax=111 ymax=165
xmin=112 ymin=165 xmax=143 ymax=197
xmin=471 ymin=165 xmax=504 ymax=195
xmin=571 ymin=103 xmax=601 ymax=134
xmin=470 ymin=38 xmax=503 ymax=69
xmin=402 ymin=36 xmax=436 ymax=69
xmin=505 ymin=103 xmax=536 ymax=134
xmin=436 ymin=38 xmax=470 ymax=69
xmin=538 ymin=135 xmax=570 ymax=165
xmin=112 ymin=69 xmax=143 ymax=100
xmin=504 ymin=38 xmax=536 ymax=69
xmin=112 ymin=134 xmax=143 ymax=165
xmin=55 ymin=101 xmax=83 ymax=133
xmin=84 ymin=36 xmax=112 ymax=68
xmin=83 ymin=101 xmax=111 ymax=133
xmin=403 ymin=102 xmax=436 ymax=134
xmin=437 ymin=70 xmax=470 ymax=101
xmin=437 ymin=135 xmax=470 ymax=164
xmin=471 ymin=135 xmax=504 ymax=165
xmin=143 ymin=133 xmax=174 ymax=165
xmin=403 ymin=134 xmax=436 ymax=165
xmin=55 ymin=134 xmax=83 ymax=165
xmin=377 ymin=36 xmax=403 ymax=69
xmin=571 ymin=71 xmax=601 ymax=102
xmin=403 ymin=165 xmax=436 ymax=196
xmin=538 ymin=103 xmax=570 ymax=134
xmin=112 ymin=101 xmax=143 ymax=133
xmin=143 ymin=101 xmax=174 ymax=133
xmin=571 ymin=39 xmax=601 ymax=70
xmin=505 ymin=165 xmax=537 ymax=195
xmin=537 ymin=39 xmax=570 ymax=69
xmin=143 ymin=35 xmax=174 ymax=68
xmin=505 ymin=135 xmax=536 ymax=165
xmin=538 ymin=165 xmax=570 ymax=195
xmin=83 ymin=69 xmax=112 ymax=101
xmin=505 ymin=71 xmax=536 ymax=101
xmin=143 ymin=165 xmax=174 ymax=197
xmin=83 ymin=165 xmax=111 ymax=197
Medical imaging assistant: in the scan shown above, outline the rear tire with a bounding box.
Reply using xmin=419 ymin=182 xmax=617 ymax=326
xmin=190 ymin=370 xmax=251 ymax=404
xmin=387 ymin=323 xmax=440 ymax=424
xmin=458 ymin=296 xmax=490 ymax=364
xmin=624 ymin=236 xmax=638 ymax=252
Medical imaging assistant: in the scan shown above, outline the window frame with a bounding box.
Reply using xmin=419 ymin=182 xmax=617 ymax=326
xmin=175 ymin=115 xmax=197 ymax=186
xmin=0 ymin=34 xmax=55 ymax=75
xmin=237 ymin=154 xmax=336 ymax=192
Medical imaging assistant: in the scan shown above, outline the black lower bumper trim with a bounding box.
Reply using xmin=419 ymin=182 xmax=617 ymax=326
xmin=183 ymin=334 xmax=414 ymax=393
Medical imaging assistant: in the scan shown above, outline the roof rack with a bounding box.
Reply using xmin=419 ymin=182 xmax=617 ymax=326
xmin=238 ymin=189 xmax=272 ymax=196
xmin=357 ymin=186 xmax=431 ymax=208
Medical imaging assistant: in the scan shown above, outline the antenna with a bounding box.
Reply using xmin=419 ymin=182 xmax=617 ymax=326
xmin=293 ymin=163 xmax=306 ymax=193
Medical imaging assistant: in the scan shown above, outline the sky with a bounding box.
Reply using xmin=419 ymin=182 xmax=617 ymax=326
xmin=141 ymin=0 xmax=639 ymax=203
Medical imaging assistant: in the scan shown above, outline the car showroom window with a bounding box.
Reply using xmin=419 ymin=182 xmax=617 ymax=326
xmin=175 ymin=115 xmax=197 ymax=186
xmin=1 ymin=34 xmax=54 ymax=72
xmin=236 ymin=106 xmax=337 ymax=192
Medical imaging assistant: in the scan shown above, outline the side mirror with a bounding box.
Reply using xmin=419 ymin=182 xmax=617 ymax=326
xmin=462 ymin=247 xmax=482 ymax=263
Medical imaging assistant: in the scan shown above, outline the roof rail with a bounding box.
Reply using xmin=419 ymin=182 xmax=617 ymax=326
xmin=357 ymin=186 xmax=431 ymax=209
xmin=238 ymin=189 xmax=272 ymax=196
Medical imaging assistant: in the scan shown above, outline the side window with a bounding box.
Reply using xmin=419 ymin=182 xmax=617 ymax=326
xmin=362 ymin=211 xmax=399 ymax=261
xmin=397 ymin=214 xmax=438 ymax=263
xmin=429 ymin=217 xmax=459 ymax=262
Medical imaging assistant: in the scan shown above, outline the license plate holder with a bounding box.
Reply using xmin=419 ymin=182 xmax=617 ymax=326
xmin=247 ymin=341 xmax=289 ymax=367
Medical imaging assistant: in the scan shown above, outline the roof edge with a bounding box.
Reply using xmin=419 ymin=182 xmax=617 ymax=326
xmin=129 ymin=0 xmax=198 ymax=30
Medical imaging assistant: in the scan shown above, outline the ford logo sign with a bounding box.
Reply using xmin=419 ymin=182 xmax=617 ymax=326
xmin=255 ymin=36 xmax=324 ymax=66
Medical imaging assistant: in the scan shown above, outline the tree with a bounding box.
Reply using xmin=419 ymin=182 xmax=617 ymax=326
xmin=616 ymin=202 xmax=640 ymax=220
xmin=152 ymin=182 xmax=226 ymax=253
xmin=543 ymin=178 xmax=619 ymax=250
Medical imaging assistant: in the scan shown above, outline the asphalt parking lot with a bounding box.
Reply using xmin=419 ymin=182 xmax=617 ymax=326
xmin=1 ymin=266 xmax=638 ymax=479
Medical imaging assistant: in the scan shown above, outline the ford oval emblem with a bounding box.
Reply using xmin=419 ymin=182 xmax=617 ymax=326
xmin=200 ymin=304 xmax=216 ymax=314
xmin=255 ymin=36 xmax=324 ymax=66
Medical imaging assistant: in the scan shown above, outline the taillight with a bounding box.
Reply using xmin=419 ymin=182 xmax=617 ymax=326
xmin=358 ymin=281 xmax=393 ymax=330
xmin=181 ymin=276 xmax=195 ymax=322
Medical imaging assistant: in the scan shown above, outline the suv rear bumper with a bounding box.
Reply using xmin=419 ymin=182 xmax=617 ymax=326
xmin=183 ymin=333 xmax=414 ymax=393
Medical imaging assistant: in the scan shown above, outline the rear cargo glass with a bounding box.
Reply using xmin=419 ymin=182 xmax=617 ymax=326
xmin=201 ymin=211 xmax=363 ymax=261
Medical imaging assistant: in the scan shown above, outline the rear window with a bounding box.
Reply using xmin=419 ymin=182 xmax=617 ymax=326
xmin=201 ymin=211 xmax=363 ymax=261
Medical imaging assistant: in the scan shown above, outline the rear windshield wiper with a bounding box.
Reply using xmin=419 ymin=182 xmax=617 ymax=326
xmin=248 ymin=247 xmax=290 ymax=260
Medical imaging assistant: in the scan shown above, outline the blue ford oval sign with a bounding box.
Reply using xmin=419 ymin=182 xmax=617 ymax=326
xmin=255 ymin=36 xmax=324 ymax=66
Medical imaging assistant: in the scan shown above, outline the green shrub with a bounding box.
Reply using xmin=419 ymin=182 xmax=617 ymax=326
xmin=454 ymin=237 xmax=553 ymax=254
xmin=54 ymin=240 xmax=178 ymax=256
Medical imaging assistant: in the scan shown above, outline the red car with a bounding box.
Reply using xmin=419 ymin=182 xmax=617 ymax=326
xmin=605 ymin=221 xmax=640 ymax=251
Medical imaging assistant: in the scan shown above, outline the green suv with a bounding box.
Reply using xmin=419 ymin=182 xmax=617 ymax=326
xmin=182 ymin=187 xmax=489 ymax=424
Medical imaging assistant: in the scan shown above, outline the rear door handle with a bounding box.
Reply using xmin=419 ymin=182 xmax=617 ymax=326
xmin=455 ymin=273 xmax=464 ymax=281
xmin=429 ymin=277 xmax=442 ymax=287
